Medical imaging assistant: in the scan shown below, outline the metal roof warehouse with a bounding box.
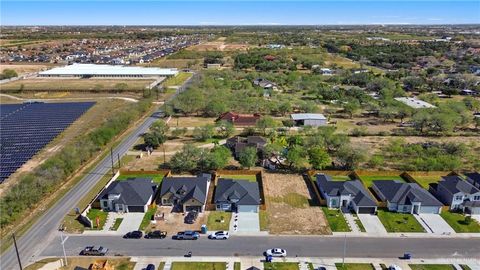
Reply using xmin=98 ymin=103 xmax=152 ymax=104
xmin=38 ymin=63 xmax=178 ymax=78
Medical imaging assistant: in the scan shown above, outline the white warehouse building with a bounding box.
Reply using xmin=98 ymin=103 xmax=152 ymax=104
xmin=38 ymin=63 xmax=178 ymax=78
xmin=291 ymin=113 xmax=328 ymax=127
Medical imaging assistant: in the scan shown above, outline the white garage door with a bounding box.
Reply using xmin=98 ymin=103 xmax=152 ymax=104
xmin=238 ymin=205 xmax=259 ymax=213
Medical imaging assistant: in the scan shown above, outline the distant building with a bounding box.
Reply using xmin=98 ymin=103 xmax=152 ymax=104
xmin=217 ymin=112 xmax=261 ymax=126
xmin=394 ymin=97 xmax=436 ymax=109
xmin=38 ymin=63 xmax=178 ymax=78
xmin=226 ymin=136 xmax=267 ymax=159
xmin=291 ymin=113 xmax=327 ymax=127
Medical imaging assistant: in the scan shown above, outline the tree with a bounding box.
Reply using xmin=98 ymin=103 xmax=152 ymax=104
xmin=168 ymin=144 xmax=202 ymax=172
xmin=216 ymin=120 xmax=235 ymax=138
xmin=193 ymin=124 xmax=215 ymax=142
xmin=475 ymin=117 xmax=480 ymax=130
xmin=199 ymin=146 xmax=231 ymax=170
xmin=335 ymin=145 xmax=366 ymax=169
xmin=285 ymin=145 xmax=307 ymax=170
xmin=0 ymin=69 xmax=18 ymax=80
xmin=256 ymin=116 xmax=276 ymax=135
xmin=238 ymin=147 xmax=258 ymax=169
xmin=144 ymin=120 xmax=169 ymax=148
xmin=342 ymin=99 xmax=360 ymax=118
xmin=278 ymin=101 xmax=292 ymax=116
xmin=173 ymin=88 xmax=205 ymax=115
xmin=308 ymin=147 xmax=331 ymax=170
xmin=397 ymin=106 xmax=413 ymax=123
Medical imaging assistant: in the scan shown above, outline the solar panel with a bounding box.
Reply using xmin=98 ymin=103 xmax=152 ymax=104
xmin=0 ymin=102 xmax=95 ymax=183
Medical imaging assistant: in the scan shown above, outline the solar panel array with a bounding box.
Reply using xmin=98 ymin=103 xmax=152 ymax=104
xmin=0 ymin=102 xmax=95 ymax=183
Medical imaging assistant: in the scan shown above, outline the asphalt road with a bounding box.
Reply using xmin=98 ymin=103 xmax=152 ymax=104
xmin=42 ymin=235 xmax=480 ymax=259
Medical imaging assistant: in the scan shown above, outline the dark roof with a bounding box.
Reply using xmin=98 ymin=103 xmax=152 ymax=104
xmin=373 ymin=180 xmax=442 ymax=207
xmin=214 ymin=179 xmax=261 ymax=205
xmin=316 ymin=174 xmax=377 ymax=207
xmin=160 ymin=174 xmax=210 ymax=204
xmin=98 ymin=178 xmax=156 ymax=206
xmin=465 ymin=172 xmax=480 ymax=186
xmin=438 ymin=175 xmax=480 ymax=195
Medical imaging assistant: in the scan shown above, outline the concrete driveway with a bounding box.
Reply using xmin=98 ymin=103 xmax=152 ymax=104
xmin=472 ymin=215 xmax=480 ymax=224
xmin=415 ymin=214 xmax=455 ymax=234
xmin=230 ymin=212 xmax=260 ymax=233
xmin=357 ymin=214 xmax=387 ymax=234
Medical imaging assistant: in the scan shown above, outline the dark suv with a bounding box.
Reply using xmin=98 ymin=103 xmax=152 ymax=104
xmin=184 ymin=211 xmax=199 ymax=224
xmin=123 ymin=230 xmax=143 ymax=239
xmin=145 ymin=230 xmax=167 ymax=239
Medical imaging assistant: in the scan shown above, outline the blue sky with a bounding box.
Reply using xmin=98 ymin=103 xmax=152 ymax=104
xmin=1 ymin=1 xmax=479 ymax=25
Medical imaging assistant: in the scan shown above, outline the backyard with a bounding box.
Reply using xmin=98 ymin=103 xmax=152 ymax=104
xmin=377 ymin=209 xmax=425 ymax=233
xmin=116 ymin=172 xmax=167 ymax=183
xmin=217 ymin=174 xmax=257 ymax=182
xmin=407 ymin=172 xmax=446 ymax=189
xmin=440 ymin=211 xmax=480 ymax=233
xmin=358 ymin=175 xmax=405 ymax=187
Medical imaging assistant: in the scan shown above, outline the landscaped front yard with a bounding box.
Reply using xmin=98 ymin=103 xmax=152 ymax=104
xmin=139 ymin=205 xmax=157 ymax=231
xmin=440 ymin=211 xmax=480 ymax=233
xmin=86 ymin=208 xmax=108 ymax=230
xmin=377 ymin=209 xmax=425 ymax=232
xmin=264 ymin=262 xmax=301 ymax=270
xmin=207 ymin=211 xmax=232 ymax=231
xmin=409 ymin=264 xmax=455 ymax=270
xmin=322 ymin=207 xmax=350 ymax=232
xmin=335 ymin=263 xmax=375 ymax=270
xmin=171 ymin=262 xmax=226 ymax=270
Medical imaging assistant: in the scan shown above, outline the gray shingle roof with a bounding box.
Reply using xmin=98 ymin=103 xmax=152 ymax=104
xmin=99 ymin=178 xmax=156 ymax=206
xmin=160 ymin=174 xmax=210 ymax=204
xmin=373 ymin=180 xmax=442 ymax=207
xmin=438 ymin=175 xmax=480 ymax=195
xmin=214 ymin=179 xmax=261 ymax=205
xmin=316 ymin=174 xmax=376 ymax=207
xmin=465 ymin=172 xmax=480 ymax=186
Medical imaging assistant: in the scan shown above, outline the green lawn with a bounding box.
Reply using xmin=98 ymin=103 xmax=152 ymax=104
xmin=353 ymin=214 xmax=366 ymax=232
xmin=377 ymin=209 xmax=425 ymax=232
xmin=322 ymin=207 xmax=350 ymax=232
xmin=234 ymin=262 xmax=241 ymax=270
xmin=219 ymin=174 xmax=257 ymax=182
xmin=460 ymin=265 xmax=472 ymax=270
xmin=335 ymin=263 xmax=375 ymax=270
xmin=139 ymin=205 xmax=157 ymax=231
xmin=207 ymin=211 xmax=232 ymax=231
xmin=158 ymin=262 xmax=166 ymax=270
xmin=162 ymin=72 xmax=193 ymax=87
xmin=409 ymin=264 xmax=455 ymax=270
xmin=259 ymin=210 xmax=269 ymax=231
xmin=264 ymin=262 xmax=299 ymax=270
xmin=269 ymin=193 xmax=309 ymax=208
xmin=117 ymin=173 xmax=165 ymax=183
xmin=440 ymin=211 xmax=480 ymax=233
xmin=86 ymin=209 xmax=108 ymax=230
xmin=409 ymin=175 xmax=442 ymax=189
xmin=111 ymin=218 xmax=123 ymax=231
xmin=359 ymin=175 xmax=405 ymax=187
xmin=171 ymin=262 xmax=226 ymax=270
xmin=331 ymin=175 xmax=353 ymax=181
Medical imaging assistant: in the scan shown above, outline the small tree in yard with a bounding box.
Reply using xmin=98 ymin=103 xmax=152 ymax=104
xmin=308 ymin=147 xmax=331 ymax=170
xmin=285 ymin=145 xmax=307 ymax=170
xmin=238 ymin=147 xmax=258 ymax=169
xmin=216 ymin=120 xmax=235 ymax=138
xmin=193 ymin=124 xmax=215 ymax=142
xmin=256 ymin=116 xmax=277 ymax=135
xmin=168 ymin=144 xmax=202 ymax=172
xmin=144 ymin=120 xmax=168 ymax=149
xmin=198 ymin=146 xmax=232 ymax=171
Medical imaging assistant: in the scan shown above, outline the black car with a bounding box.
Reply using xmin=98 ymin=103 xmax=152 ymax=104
xmin=184 ymin=211 xmax=198 ymax=224
xmin=145 ymin=230 xmax=167 ymax=239
xmin=145 ymin=264 xmax=155 ymax=270
xmin=123 ymin=230 xmax=143 ymax=239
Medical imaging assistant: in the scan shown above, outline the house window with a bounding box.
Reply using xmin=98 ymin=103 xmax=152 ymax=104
xmin=102 ymin=201 xmax=108 ymax=208
xmin=455 ymin=195 xmax=463 ymax=200
xmin=474 ymin=196 xmax=480 ymax=201
xmin=402 ymin=206 xmax=408 ymax=212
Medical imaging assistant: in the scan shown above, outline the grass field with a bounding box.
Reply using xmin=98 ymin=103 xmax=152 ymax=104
xmin=0 ymin=63 xmax=53 ymax=75
xmin=218 ymin=174 xmax=257 ymax=182
xmin=359 ymin=175 xmax=405 ymax=187
xmin=171 ymin=262 xmax=226 ymax=270
xmin=322 ymin=207 xmax=350 ymax=232
xmin=335 ymin=263 xmax=375 ymax=270
xmin=440 ymin=211 xmax=480 ymax=233
xmin=1 ymin=78 xmax=154 ymax=92
xmin=270 ymin=193 xmax=310 ymax=208
xmin=408 ymin=172 xmax=447 ymax=189
xmin=264 ymin=262 xmax=300 ymax=270
xmin=162 ymin=72 xmax=193 ymax=87
xmin=117 ymin=173 xmax=166 ymax=183
xmin=25 ymin=257 xmax=135 ymax=270
xmin=377 ymin=209 xmax=425 ymax=233
xmin=207 ymin=211 xmax=232 ymax=231
xmin=409 ymin=265 xmax=455 ymax=270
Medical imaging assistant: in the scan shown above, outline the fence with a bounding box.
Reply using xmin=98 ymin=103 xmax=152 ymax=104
xmin=305 ymin=173 xmax=327 ymax=206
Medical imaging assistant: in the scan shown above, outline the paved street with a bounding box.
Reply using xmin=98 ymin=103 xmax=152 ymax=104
xmin=41 ymin=235 xmax=480 ymax=259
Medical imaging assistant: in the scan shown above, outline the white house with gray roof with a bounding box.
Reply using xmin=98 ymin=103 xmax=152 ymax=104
xmin=316 ymin=174 xmax=377 ymax=214
xmin=430 ymin=175 xmax=480 ymax=214
xmin=98 ymin=178 xmax=157 ymax=213
xmin=373 ymin=180 xmax=443 ymax=214
xmin=214 ymin=179 xmax=261 ymax=213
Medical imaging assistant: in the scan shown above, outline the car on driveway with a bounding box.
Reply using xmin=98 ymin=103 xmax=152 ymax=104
xmin=174 ymin=231 xmax=200 ymax=240
xmin=145 ymin=264 xmax=155 ymax=270
xmin=208 ymin=231 xmax=229 ymax=240
xmin=184 ymin=211 xmax=199 ymax=224
xmin=145 ymin=230 xmax=167 ymax=239
xmin=123 ymin=230 xmax=143 ymax=239
xmin=264 ymin=248 xmax=287 ymax=257
xmin=80 ymin=246 xmax=108 ymax=256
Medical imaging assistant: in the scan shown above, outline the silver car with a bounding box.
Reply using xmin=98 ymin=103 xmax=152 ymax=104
xmin=265 ymin=248 xmax=287 ymax=257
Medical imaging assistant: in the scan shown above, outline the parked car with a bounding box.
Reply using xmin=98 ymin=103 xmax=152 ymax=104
xmin=123 ymin=231 xmax=143 ymax=239
xmin=80 ymin=246 xmax=108 ymax=256
xmin=184 ymin=211 xmax=199 ymax=224
xmin=264 ymin=248 xmax=287 ymax=257
xmin=145 ymin=230 xmax=167 ymax=239
xmin=146 ymin=264 xmax=155 ymax=270
xmin=175 ymin=231 xmax=200 ymax=240
xmin=389 ymin=265 xmax=402 ymax=270
xmin=208 ymin=231 xmax=229 ymax=240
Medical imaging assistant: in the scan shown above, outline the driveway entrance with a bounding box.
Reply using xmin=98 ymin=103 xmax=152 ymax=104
xmin=357 ymin=214 xmax=387 ymax=234
xmin=415 ymin=214 xmax=455 ymax=234
xmin=230 ymin=212 xmax=260 ymax=233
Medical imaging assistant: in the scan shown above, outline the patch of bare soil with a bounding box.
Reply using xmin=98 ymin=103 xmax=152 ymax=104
xmin=146 ymin=206 xmax=207 ymax=234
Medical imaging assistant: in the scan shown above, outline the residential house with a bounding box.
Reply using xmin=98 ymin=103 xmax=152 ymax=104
xmin=291 ymin=113 xmax=328 ymax=127
xmin=372 ymin=180 xmax=443 ymax=214
xmin=217 ymin=112 xmax=261 ymax=126
xmin=98 ymin=178 xmax=156 ymax=213
xmin=316 ymin=174 xmax=378 ymax=214
xmin=226 ymin=136 xmax=267 ymax=159
xmin=430 ymin=175 xmax=480 ymax=214
xmin=465 ymin=172 xmax=480 ymax=189
xmin=159 ymin=174 xmax=211 ymax=212
xmin=214 ymin=179 xmax=261 ymax=212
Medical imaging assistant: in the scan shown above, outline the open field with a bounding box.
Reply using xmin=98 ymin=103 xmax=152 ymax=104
xmin=169 ymin=116 xmax=217 ymax=128
xmin=162 ymin=72 xmax=193 ymax=87
xmin=1 ymin=78 xmax=155 ymax=92
xmin=0 ymin=63 xmax=54 ymax=75
xmin=377 ymin=209 xmax=425 ymax=233
xmin=188 ymin=37 xmax=254 ymax=52
xmin=263 ymin=173 xmax=331 ymax=235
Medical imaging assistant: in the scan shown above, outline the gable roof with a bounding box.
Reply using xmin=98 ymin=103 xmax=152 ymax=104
xmin=217 ymin=112 xmax=261 ymax=126
xmin=465 ymin=172 xmax=480 ymax=186
xmin=438 ymin=175 xmax=480 ymax=195
xmin=316 ymin=174 xmax=376 ymax=207
xmin=98 ymin=178 xmax=156 ymax=206
xmin=160 ymin=174 xmax=210 ymax=204
xmin=291 ymin=113 xmax=327 ymax=121
xmin=214 ymin=179 xmax=261 ymax=205
xmin=373 ymin=180 xmax=442 ymax=207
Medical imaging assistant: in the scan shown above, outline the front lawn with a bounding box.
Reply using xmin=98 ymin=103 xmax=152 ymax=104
xmin=440 ymin=211 xmax=480 ymax=233
xmin=377 ymin=209 xmax=425 ymax=232
xmin=322 ymin=207 xmax=350 ymax=232
xmin=219 ymin=174 xmax=257 ymax=182
xmin=110 ymin=218 xmax=123 ymax=231
xmin=171 ymin=262 xmax=226 ymax=270
xmin=335 ymin=263 xmax=375 ymax=270
xmin=117 ymin=173 xmax=165 ymax=183
xmin=409 ymin=264 xmax=455 ymax=270
xmin=359 ymin=175 xmax=405 ymax=187
xmin=86 ymin=209 xmax=108 ymax=230
xmin=264 ymin=262 xmax=299 ymax=270
xmin=259 ymin=209 xmax=269 ymax=231
xmin=207 ymin=211 xmax=232 ymax=231
xmin=139 ymin=205 xmax=157 ymax=231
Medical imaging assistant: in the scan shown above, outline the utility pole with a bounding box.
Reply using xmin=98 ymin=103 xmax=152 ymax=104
xmin=110 ymin=147 xmax=115 ymax=175
xmin=117 ymin=153 xmax=121 ymax=168
xmin=342 ymin=234 xmax=347 ymax=267
xmin=60 ymin=231 xmax=68 ymax=267
xmin=12 ymin=233 xmax=23 ymax=270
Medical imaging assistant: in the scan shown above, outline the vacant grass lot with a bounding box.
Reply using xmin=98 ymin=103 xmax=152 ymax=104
xmin=171 ymin=262 xmax=226 ymax=270
xmin=322 ymin=207 xmax=350 ymax=232
xmin=86 ymin=208 xmax=108 ymax=230
xmin=440 ymin=211 xmax=480 ymax=233
xmin=335 ymin=263 xmax=375 ymax=270
xmin=377 ymin=209 xmax=425 ymax=232
xmin=359 ymin=175 xmax=405 ymax=187
xmin=264 ymin=262 xmax=300 ymax=270
xmin=409 ymin=265 xmax=455 ymax=270
xmin=207 ymin=211 xmax=232 ymax=231
xmin=270 ymin=193 xmax=310 ymax=208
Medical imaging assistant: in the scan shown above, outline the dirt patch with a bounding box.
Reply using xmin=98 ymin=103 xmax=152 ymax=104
xmin=0 ymin=63 xmax=52 ymax=75
xmin=146 ymin=206 xmax=208 ymax=234
xmin=187 ymin=37 xmax=254 ymax=52
xmin=263 ymin=173 xmax=331 ymax=235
